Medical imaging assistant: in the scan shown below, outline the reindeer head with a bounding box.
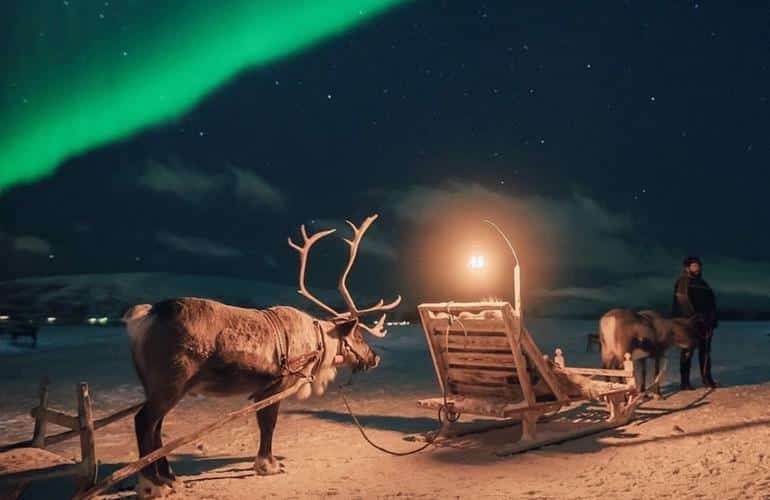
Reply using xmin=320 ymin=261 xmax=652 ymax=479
xmin=288 ymin=214 xmax=401 ymax=373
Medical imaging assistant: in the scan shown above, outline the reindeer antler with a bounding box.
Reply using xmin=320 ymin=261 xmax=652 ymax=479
xmin=358 ymin=313 xmax=389 ymax=338
xmin=289 ymin=215 xmax=401 ymax=337
xmin=288 ymin=224 xmax=342 ymax=318
xmin=338 ymin=214 xmax=402 ymax=336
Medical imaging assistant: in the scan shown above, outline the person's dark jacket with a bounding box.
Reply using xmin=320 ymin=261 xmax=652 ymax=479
xmin=672 ymin=270 xmax=718 ymax=328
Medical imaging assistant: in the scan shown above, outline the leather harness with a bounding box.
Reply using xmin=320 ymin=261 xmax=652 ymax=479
xmin=262 ymin=308 xmax=326 ymax=379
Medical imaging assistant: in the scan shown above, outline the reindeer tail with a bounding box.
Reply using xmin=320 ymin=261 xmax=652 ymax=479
xmin=122 ymin=304 xmax=154 ymax=343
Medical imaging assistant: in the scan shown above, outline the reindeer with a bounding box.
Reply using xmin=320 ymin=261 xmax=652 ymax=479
xmin=598 ymin=308 xmax=702 ymax=394
xmin=123 ymin=215 xmax=400 ymax=498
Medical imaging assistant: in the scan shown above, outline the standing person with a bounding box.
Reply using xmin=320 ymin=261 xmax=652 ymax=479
xmin=672 ymin=256 xmax=719 ymax=390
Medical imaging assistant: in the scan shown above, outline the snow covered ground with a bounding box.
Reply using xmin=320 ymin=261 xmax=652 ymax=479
xmin=2 ymin=318 xmax=769 ymax=444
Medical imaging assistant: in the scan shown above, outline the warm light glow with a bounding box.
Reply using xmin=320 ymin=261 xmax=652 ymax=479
xmin=469 ymin=254 xmax=486 ymax=270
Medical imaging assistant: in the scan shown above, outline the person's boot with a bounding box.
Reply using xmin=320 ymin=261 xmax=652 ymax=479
xmin=698 ymin=341 xmax=717 ymax=389
xmin=702 ymin=375 xmax=719 ymax=389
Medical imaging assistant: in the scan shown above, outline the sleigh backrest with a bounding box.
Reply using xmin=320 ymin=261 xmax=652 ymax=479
xmin=418 ymin=302 xmax=530 ymax=402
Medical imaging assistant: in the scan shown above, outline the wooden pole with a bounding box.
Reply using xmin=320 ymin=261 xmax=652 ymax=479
xmin=520 ymin=328 xmax=569 ymax=402
xmin=31 ymin=377 xmax=49 ymax=448
xmin=502 ymin=304 xmax=536 ymax=408
xmin=75 ymin=383 xmax=98 ymax=492
xmin=72 ymin=379 xmax=309 ymax=500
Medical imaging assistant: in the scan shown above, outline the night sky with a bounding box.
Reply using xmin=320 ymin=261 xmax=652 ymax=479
xmin=2 ymin=2 xmax=769 ymax=313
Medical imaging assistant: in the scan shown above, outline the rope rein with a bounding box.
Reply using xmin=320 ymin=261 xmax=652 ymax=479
xmin=335 ymin=304 xmax=466 ymax=456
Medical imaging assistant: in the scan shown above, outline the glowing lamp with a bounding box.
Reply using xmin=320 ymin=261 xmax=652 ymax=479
xmin=469 ymin=254 xmax=486 ymax=270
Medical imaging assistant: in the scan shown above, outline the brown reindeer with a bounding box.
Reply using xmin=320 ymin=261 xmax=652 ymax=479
xmin=598 ymin=309 xmax=702 ymax=394
xmin=123 ymin=215 xmax=400 ymax=498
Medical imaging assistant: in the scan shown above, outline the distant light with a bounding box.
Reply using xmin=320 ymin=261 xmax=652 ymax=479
xmin=46 ymin=317 xmax=57 ymax=323
xmin=98 ymin=317 xmax=109 ymax=325
xmin=469 ymin=255 xmax=486 ymax=270
xmin=87 ymin=317 xmax=97 ymax=325
xmin=0 ymin=315 xmax=9 ymax=321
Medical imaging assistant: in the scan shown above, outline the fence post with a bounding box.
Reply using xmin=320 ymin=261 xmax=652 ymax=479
xmin=76 ymin=382 xmax=98 ymax=491
xmin=31 ymin=377 xmax=50 ymax=448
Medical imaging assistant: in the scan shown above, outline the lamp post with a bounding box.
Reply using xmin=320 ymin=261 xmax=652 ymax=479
xmin=483 ymin=219 xmax=521 ymax=318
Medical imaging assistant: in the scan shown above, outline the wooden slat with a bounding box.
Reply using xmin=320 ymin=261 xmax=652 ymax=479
xmin=448 ymin=382 xmax=512 ymax=398
xmin=446 ymin=368 xmax=516 ymax=386
xmin=561 ymin=367 xmax=633 ymax=378
xmin=29 ymin=407 xmax=79 ymax=431
xmin=426 ymin=317 xmax=506 ymax=333
xmin=433 ymin=334 xmax=512 ymax=352
xmin=446 ymin=352 xmax=516 ymax=368
xmin=417 ymin=395 xmax=550 ymax=419
xmin=419 ymin=301 xmax=507 ymax=313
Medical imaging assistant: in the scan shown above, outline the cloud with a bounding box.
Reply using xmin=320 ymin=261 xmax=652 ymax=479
xmin=229 ymin=167 xmax=286 ymax=211
xmin=0 ymin=232 xmax=53 ymax=255
xmin=386 ymin=181 xmax=770 ymax=314
xmin=313 ymin=218 xmax=398 ymax=260
xmin=137 ymin=159 xmax=287 ymax=211
xmin=156 ymin=231 xmax=242 ymax=258
xmin=138 ymin=159 xmax=224 ymax=201
xmin=389 ymin=181 xmax=651 ymax=272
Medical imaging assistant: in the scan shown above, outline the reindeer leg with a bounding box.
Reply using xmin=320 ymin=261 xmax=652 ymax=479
xmin=134 ymin=392 xmax=183 ymax=498
xmin=640 ymin=359 xmax=647 ymax=393
xmin=154 ymin=415 xmax=177 ymax=486
xmin=653 ymin=355 xmax=662 ymax=397
xmin=255 ymin=402 xmax=284 ymax=476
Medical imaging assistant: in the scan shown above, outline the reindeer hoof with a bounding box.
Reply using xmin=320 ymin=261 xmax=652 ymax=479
xmin=136 ymin=474 xmax=175 ymax=499
xmin=255 ymin=455 xmax=285 ymax=476
xmin=158 ymin=472 xmax=178 ymax=487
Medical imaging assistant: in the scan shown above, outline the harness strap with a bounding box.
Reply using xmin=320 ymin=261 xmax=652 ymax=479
xmin=263 ymin=309 xmax=324 ymax=378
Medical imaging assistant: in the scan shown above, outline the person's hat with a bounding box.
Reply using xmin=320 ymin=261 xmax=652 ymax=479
xmin=682 ymin=256 xmax=702 ymax=267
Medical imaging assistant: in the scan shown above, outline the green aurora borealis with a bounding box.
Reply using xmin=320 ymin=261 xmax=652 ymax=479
xmin=0 ymin=0 xmax=407 ymax=193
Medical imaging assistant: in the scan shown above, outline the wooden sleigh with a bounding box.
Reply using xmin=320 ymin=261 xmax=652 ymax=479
xmin=416 ymin=301 xmax=642 ymax=455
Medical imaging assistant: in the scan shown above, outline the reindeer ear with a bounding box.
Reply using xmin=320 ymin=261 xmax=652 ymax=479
xmin=332 ymin=318 xmax=358 ymax=338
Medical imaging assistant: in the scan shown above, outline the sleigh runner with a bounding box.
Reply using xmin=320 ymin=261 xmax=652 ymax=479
xmin=416 ymin=300 xmax=641 ymax=454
